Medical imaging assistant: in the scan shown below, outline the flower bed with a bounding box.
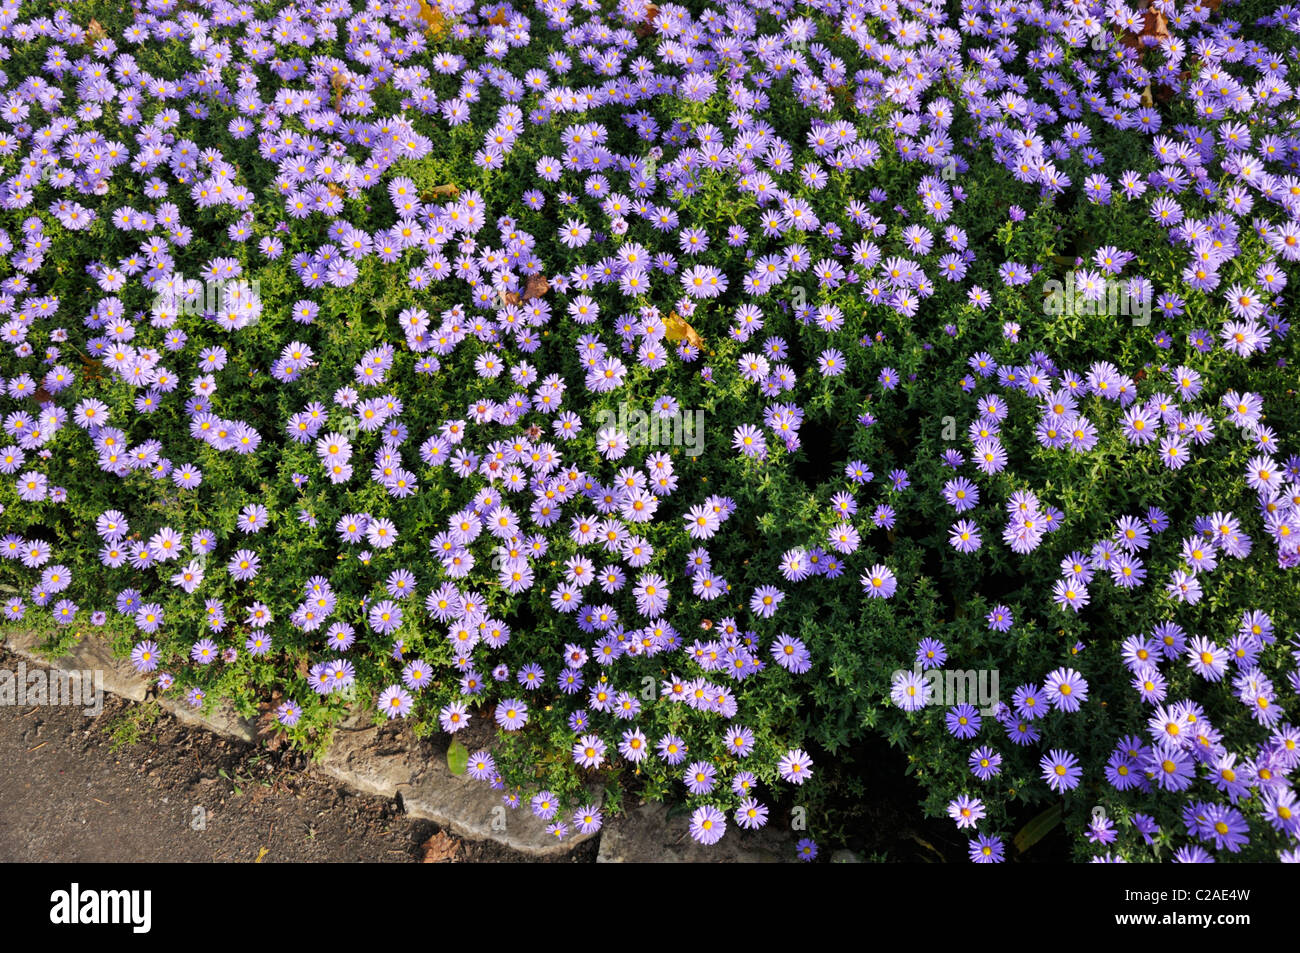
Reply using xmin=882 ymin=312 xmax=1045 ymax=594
xmin=1 ymin=0 xmax=1299 ymax=861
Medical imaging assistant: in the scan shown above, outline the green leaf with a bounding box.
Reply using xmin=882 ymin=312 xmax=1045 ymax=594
xmin=1013 ymin=804 xmax=1063 ymax=854
xmin=447 ymin=738 xmax=469 ymax=776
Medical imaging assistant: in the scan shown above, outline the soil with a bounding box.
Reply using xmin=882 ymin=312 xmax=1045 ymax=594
xmin=0 ymin=647 xmax=597 ymax=863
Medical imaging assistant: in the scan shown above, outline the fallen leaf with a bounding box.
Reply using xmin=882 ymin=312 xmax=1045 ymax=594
xmin=489 ymin=9 xmax=507 ymax=26
xmin=664 ymin=311 xmax=704 ymax=350
xmin=87 ymin=19 xmax=106 ymax=42
xmin=522 ymin=273 xmax=549 ymax=301
xmin=417 ymin=0 xmax=445 ymax=37
xmin=909 ymin=833 xmax=945 ymax=862
xmin=421 ymin=183 xmax=460 ymax=201
xmin=255 ymin=711 xmax=289 ymax=752
xmin=420 ymin=831 xmax=461 ymax=863
xmin=254 ymin=846 xmax=269 ymax=863
xmin=635 ymin=4 xmax=660 ymax=38
xmin=77 ymin=355 xmax=105 ymax=383
xmin=1014 ymin=804 xmax=1063 ymax=854
xmin=1117 ymin=7 xmax=1170 ymax=54
xmin=447 ymin=737 xmax=469 ymax=775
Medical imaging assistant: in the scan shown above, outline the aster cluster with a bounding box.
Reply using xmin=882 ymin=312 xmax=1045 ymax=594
xmin=892 ymin=340 xmax=1300 ymax=858
xmin=1 ymin=0 xmax=1299 ymax=861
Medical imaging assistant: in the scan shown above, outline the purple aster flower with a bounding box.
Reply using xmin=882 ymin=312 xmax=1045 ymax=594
xmin=969 ymin=746 xmax=1002 ymax=780
xmin=771 ymin=633 xmax=811 ymax=674
xmin=861 ymin=564 xmax=897 ymax=598
xmin=950 ymin=519 xmax=982 ymax=553
xmin=685 ymin=760 xmax=717 ymax=795
xmin=946 ymin=704 xmax=982 ymax=740
xmin=892 ymin=669 xmax=931 ymax=711
xmin=378 ymin=684 xmax=413 ymax=719
xmin=130 ymin=641 xmax=160 ymax=673
xmin=236 ymin=503 xmax=269 ymax=534
xmin=401 ymin=659 xmax=433 ymax=692
xmin=1041 ymin=749 xmax=1083 ymax=793
xmin=466 ymin=750 xmax=496 ymax=781
xmin=916 ymin=638 xmax=947 ymax=670
xmin=573 ymin=805 xmax=602 ymax=835
xmin=1043 ymin=667 xmax=1089 ymax=712
xmin=495 ymin=698 xmax=529 ymax=731
xmin=276 ymin=701 xmax=302 ymax=727
xmin=689 ymin=805 xmax=727 ymax=845
xmin=750 ymin=585 xmax=784 ymax=618
xmin=969 ymin=834 xmax=1005 ymax=863
xmin=736 ymin=798 xmax=769 ymax=830
xmin=777 ymin=748 xmax=813 ymax=785
xmin=573 ymin=733 xmax=607 ymax=768
xmin=948 ymin=795 xmax=986 ymax=830
xmin=657 ymin=734 xmax=687 ymax=765
xmin=986 ymin=605 xmax=1013 ymax=631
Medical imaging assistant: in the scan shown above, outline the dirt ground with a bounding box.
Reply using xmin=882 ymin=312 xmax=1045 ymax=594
xmin=0 ymin=648 xmax=597 ymax=863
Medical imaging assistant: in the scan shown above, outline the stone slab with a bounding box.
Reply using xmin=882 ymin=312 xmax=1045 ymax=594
xmin=4 ymin=629 xmax=608 ymax=857
xmin=318 ymin=725 xmax=599 ymax=857
xmin=157 ymin=696 xmax=258 ymax=744
xmin=3 ymin=628 xmax=149 ymax=702
xmin=596 ymin=800 xmax=792 ymax=863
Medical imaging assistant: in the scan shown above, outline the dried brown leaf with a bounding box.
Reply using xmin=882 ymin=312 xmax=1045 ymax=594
xmin=420 ymin=831 xmax=461 ymax=863
xmin=417 ymin=0 xmax=446 ymax=37
xmin=664 ymin=311 xmax=704 ymax=350
xmin=255 ymin=709 xmax=289 ymax=752
xmin=522 ymin=273 xmax=549 ymax=301
xmin=1118 ymin=7 xmax=1170 ymax=53
xmin=78 ymin=354 xmax=105 ymax=383
xmin=422 ymin=183 xmax=460 ymax=201
xmin=635 ymin=4 xmax=660 ymax=38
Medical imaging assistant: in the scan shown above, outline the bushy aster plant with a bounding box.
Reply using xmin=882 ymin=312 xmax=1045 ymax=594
xmin=1 ymin=0 xmax=1299 ymax=862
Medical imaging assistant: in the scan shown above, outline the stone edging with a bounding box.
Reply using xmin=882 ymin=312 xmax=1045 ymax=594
xmin=4 ymin=630 xmax=795 ymax=861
